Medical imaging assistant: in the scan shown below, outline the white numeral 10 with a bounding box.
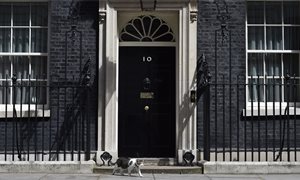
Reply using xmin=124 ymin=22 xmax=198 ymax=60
xmin=142 ymin=56 xmax=152 ymax=62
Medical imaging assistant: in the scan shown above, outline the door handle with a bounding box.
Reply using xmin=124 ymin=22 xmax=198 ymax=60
xmin=144 ymin=105 xmax=150 ymax=111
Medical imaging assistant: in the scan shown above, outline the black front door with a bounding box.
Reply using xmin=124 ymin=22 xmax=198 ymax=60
xmin=119 ymin=46 xmax=175 ymax=157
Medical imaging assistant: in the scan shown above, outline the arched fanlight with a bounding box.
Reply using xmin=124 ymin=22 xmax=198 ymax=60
xmin=120 ymin=15 xmax=175 ymax=42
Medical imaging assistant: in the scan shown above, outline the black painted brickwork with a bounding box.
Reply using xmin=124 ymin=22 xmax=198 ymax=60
xmin=197 ymin=0 xmax=300 ymax=159
xmin=49 ymin=0 xmax=98 ymax=154
xmin=0 ymin=0 xmax=98 ymax=158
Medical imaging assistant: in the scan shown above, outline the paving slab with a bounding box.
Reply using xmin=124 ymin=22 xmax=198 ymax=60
xmin=203 ymin=162 xmax=300 ymax=174
xmin=1 ymin=173 xmax=300 ymax=180
xmin=154 ymin=174 xmax=210 ymax=180
xmin=99 ymin=174 xmax=153 ymax=180
xmin=259 ymin=174 xmax=300 ymax=180
xmin=40 ymin=174 xmax=100 ymax=180
xmin=0 ymin=173 xmax=45 ymax=180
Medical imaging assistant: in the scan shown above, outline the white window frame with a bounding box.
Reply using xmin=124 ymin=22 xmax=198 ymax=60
xmin=246 ymin=0 xmax=300 ymax=115
xmin=0 ymin=1 xmax=49 ymax=117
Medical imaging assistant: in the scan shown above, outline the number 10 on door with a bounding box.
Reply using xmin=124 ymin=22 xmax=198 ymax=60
xmin=142 ymin=56 xmax=152 ymax=62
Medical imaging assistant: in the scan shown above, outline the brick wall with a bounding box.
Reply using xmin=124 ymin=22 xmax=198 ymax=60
xmin=0 ymin=0 xmax=98 ymax=159
xmin=49 ymin=0 xmax=98 ymax=154
xmin=197 ymin=0 xmax=300 ymax=161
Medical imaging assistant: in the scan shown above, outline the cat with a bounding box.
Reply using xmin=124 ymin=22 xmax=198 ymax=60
xmin=112 ymin=157 xmax=144 ymax=177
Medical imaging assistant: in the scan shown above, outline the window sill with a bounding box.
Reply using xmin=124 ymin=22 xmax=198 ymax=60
xmin=243 ymin=107 xmax=300 ymax=117
xmin=0 ymin=107 xmax=50 ymax=118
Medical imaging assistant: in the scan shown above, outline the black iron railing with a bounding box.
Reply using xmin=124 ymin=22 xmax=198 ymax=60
xmin=0 ymin=74 xmax=95 ymax=161
xmin=200 ymin=75 xmax=300 ymax=162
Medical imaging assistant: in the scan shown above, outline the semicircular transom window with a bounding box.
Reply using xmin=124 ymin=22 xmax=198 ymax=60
xmin=120 ymin=15 xmax=175 ymax=42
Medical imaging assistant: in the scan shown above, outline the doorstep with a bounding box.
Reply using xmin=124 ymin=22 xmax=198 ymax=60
xmin=93 ymin=166 xmax=203 ymax=174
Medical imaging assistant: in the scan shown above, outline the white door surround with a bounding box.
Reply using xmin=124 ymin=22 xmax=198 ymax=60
xmin=97 ymin=0 xmax=198 ymax=164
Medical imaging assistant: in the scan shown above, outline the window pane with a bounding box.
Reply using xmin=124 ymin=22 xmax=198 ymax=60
xmin=0 ymin=5 xmax=11 ymax=26
xmin=284 ymin=27 xmax=300 ymax=50
xmin=283 ymin=54 xmax=300 ymax=77
xmin=31 ymin=4 xmax=48 ymax=26
xmin=284 ymin=80 xmax=300 ymax=102
xmin=0 ymin=28 xmax=11 ymax=52
xmin=0 ymin=81 xmax=11 ymax=104
xmin=284 ymin=1 xmax=300 ymax=24
xmin=266 ymin=79 xmax=281 ymax=102
xmin=31 ymin=29 xmax=47 ymax=53
xmin=266 ymin=27 xmax=282 ymax=50
xmin=265 ymin=53 xmax=281 ymax=76
xmin=18 ymin=81 xmax=46 ymax=104
xmin=31 ymin=56 xmax=47 ymax=79
xmin=248 ymin=78 xmax=264 ymax=102
xmin=13 ymin=28 xmax=29 ymax=52
xmin=248 ymin=53 xmax=263 ymax=76
xmin=266 ymin=2 xmax=282 ymax=24
xmin=248 ymin=27 xmax=264 ymax=50
xmin=13 ymin=56 xmax=29 ymax=79
xmin=30 ymin=81 xmax=46 ymax=104
xmin=15 ymin=81 xmax=28 ymax=104
xmin=247 ymin=2 xmax=264 ymax=24
xmin=13 ymin=4 xmax=29 ymax=26
xmin=0 ymin=56 xmax=10 ymax=79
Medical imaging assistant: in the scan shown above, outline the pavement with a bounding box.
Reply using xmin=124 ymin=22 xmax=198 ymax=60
xmin=1 ymin=173 xmax=300 ymax=180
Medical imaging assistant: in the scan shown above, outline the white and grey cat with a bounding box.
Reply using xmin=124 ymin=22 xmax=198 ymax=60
xmin=112 ymin=157 xmax=144 ymax=177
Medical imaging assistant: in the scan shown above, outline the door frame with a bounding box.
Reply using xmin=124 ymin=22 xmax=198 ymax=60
xmin=97 ymin=0 xmax=198 ymax=164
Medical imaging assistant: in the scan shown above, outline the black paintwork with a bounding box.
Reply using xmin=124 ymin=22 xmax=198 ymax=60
xmin=119 ymin=46 xmax=175 ymax=157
